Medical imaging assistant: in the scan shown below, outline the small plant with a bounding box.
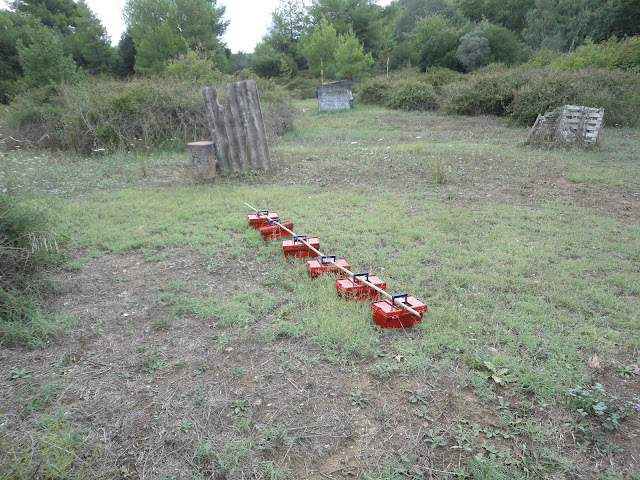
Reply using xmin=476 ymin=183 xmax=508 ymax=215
xmin=429 ymin=158 xmax=448 ymax=184
xmin=350 ymin=390 xmax=368 ymax=408
xmin=230 ymin=399 xmax=250 ymax=414
xmin=617 ymin=365 xmax=638 ymax=378
xmin=424 ymin=428 xmax=447 ymax=448
xmin=261 ymin=461 xmax=291 ymax=480
xmin=172 ymin=420 xmax=192 ymax=434
xmin=139 ymin=349 xmax=169 ymax=373
xmin=10 ymin=369 xmax=32 ymax=380
xmin=476 ymin=361 xmax=516 ymax=386
xmin=567 ymin=383 xmax=628 ymax=431
xmin=368 ymin=361 xmax=396 ymax=380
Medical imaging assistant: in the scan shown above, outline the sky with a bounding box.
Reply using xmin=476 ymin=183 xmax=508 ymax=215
xmin=1 ymin=0 xmax=392 ymax=54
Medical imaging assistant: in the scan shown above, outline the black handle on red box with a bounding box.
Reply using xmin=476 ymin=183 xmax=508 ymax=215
xmin=292 ymin=235 xmax=307 ymax=243
xmin=392 ymin=293 xmax=409 ymax=306
xmin=268 ymin=218 xmax=280 ymax=224
xmin=257 ymin=210 xmax=269 ymax=216
xmin=321 ymin=255 xmax=336 ymax=264
xmin=353 ymin=272 xmax=369 ymax=283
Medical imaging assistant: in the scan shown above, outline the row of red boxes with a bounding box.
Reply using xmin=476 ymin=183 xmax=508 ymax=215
xmin=247 ymin=210 xmax=427 ymax=328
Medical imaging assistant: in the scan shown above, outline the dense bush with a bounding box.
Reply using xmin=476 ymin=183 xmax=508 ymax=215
xmin=387 ymin=80 xmax=439 ymax=111
xmin=548 ymin=36 xmax=640 ymax=71
xmin=508 ymin=68 xmax=640 ymax=126
xmin=358 ymin=77 xmax=439 ymax=111
xmin=420 ymin=67 xmax=465 ymax=89
xmin=357 ymin=78 xmax=393 ymax=104
xmin=1 ymin=75 xmax=296 ymax=153
xmin=0 ymin=194 xmax=71 ymax=347
xmin=442 ymin=65 xmax=528 ymax=116
xmin=443 ymin=66 xmax=640 ymax=126
xmin=284 ymin=77 xmax=318 ymax=100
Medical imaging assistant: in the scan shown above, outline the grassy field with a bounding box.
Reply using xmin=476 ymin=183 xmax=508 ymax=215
xmin=1 ymin=100 xmax=639 ymax=479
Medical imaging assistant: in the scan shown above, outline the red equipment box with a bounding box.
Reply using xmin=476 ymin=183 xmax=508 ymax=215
xmin=371 ymin=294 xmax=427 ymax=328
xmin=336 ymin=273 xmax=386 ymax=300
xmin=259 ymin=220 xmax=293 ymax=240
xmin=282 ymin=235 xmax=320 ymax=258
xmin=248 ymin=210 xmax=279 ymax=229
xmin=306 ymin=255 xmax=351 ymax=279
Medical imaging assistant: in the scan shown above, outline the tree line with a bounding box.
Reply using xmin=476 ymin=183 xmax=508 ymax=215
xmin=1 ymin=0 xmax=639 ymax=104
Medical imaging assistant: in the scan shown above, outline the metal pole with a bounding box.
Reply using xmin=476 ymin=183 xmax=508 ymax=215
xmin=245 ymin=203 xmax=422 ymax=318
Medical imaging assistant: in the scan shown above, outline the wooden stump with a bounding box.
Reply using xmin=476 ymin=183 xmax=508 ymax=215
xmin=187 ymin=141 xmax=216 ymax=177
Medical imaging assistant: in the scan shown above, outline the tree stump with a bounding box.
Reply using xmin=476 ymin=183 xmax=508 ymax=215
xmin=187 ymin=141 xmax=216 ymax=178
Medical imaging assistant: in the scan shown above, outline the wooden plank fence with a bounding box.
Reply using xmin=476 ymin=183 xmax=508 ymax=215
xmin=202 ymin=80 xmax=271 ymax=174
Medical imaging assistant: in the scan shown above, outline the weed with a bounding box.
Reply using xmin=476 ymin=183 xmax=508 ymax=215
xmin=230 ymin=399 xmax=250 ymax=414
xmin=475 ymin=361 xmax=516 ymax=386
xmin=172 ymin=420 xmax=192 ymax=434
xmin=424 ymin=428 xmax=447 ymax=448
xmin=350 ymin=390 xmax=368 ymax=408
xmin=258 ymin=425 xmax=288 ymax=452
xmin=139 ymin=350 xmax=169 ymax=373
xmin=10 ymin=369 xmax=32 ymax=380
xmin=215 ymin=438 xmax=256 ymax=476
xmin=261 ymin=462 xmax=291 ymax=480
xmin=368 ymin=361 xmax=396 ymax=380
xmin=617 ymin=365 xmax=638 ymax=378
xmin=429 ymin=158 xmax=448 ymax=184
xmin=567 ymin=383 xmax=628 ymax=431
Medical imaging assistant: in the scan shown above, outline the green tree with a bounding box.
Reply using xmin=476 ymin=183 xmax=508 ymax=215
xmin=228 ymin=52 xmax=250 ymax=73
xmin=251 ymin=41 xmax=297 ymax=78
xmin=409 ymin=14 xmax=461 ymax=71
xmin=111 ymin=30 xmax=137 ymax=77
xmin=481 ymin=22 xmax=525 ymax=64
xmin=124 ymin=0 xmax=228 ymax=74
xmin=0 ymin=10 xmax=26 ymax=103
xmin=11 ymin=0 xmax=77 ymax=34
xmin=16 ymin=20 xmax=79 ymax=87
xmin=66 ymin=0 xmax=112 ymax=72
xmin=457 ymin=0 xmax=534 ymax=33
xmin=301 ymin=17 xmax=341 ymax=79
xmin=456 ymin=30 xmax=490 ymax=70
xmin=11 ymin=0 xmax=112 ymax=71
xmin=524 ymin=0 xmax=566 ymax=50
xmin=307 ymin=0 xmax=384 ymax=53
xmin=394 ymin=0 xmax=456 ymax=39
xmin=335 ymin=29 xmax=374 ymax=79
xmin=589 ymin=0 xmax=640 ymax=42
xmin=265 ymin=0 xmax=306 ymax=67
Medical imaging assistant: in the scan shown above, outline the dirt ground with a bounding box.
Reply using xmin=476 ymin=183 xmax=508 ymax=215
xmin=1 ymin=112 xmax=639 ymax=479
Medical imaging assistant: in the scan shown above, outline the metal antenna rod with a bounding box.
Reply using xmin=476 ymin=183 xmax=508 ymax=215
xmin=245 ymin=203 xmax=422 ymax=317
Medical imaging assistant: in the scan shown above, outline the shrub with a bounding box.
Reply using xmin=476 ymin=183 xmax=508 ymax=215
xmin=387 ymin=80 xmax=439 ymax=111
xmin=442 ymin=65 xmax=528 ymax=116
xmin=357 ymin=78 xmax=393 ymax=104
xmin=1 ymin=75 xmax=296 ymax=153
xmin=549 ymin=36 xmax=640 ymax=71
xmin=420 ymin=67 xmax=465 ymax=89
xmin=0 ymin=194 xmax=72 ymax=347
xmin=284 ymin=77 xmax=317 ymax=100
xmin=443 ymin=65 xmax=640 ymax=126
xmin=508 ymin=68 xmax=640 ymax=126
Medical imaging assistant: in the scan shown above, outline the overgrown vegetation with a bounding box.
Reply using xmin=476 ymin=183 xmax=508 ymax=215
xmin=1 ymin=73 xmax=296 ymax=154
xmin=0 ymin=194 xmax=73 ymax=347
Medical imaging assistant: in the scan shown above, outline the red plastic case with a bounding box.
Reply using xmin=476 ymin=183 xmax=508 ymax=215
xmin=371 ymin=294 xmax=427 ymax=328
xmin=248 ymin=210 xmax=279 ymax=228
xmin=259 ymin=221 xmax=293 ymax=240
xmin=282 ymin=235 xmax=320 ymax=258
xmin=335 ymin=273 xmax=386 ymax=300
xmin=306 ymin=256 xmax=351 ymax=279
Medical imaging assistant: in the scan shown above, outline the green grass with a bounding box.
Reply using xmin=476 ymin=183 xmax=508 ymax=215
xmin=2 ymin=100 xmax=639 ymax=478
xmin=42 ymin=182 xmax=639 ymax=399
